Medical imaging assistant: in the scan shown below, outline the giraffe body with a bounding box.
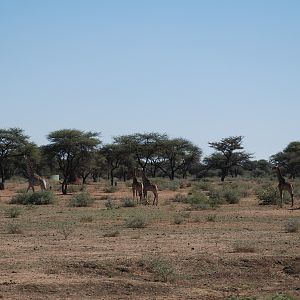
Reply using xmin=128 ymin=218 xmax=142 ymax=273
xmin=24 ymin=155 xmax=47 ymax=192
xmin=132 ymin=172 xmax=144 ymax=204
xmin=272 ymin=166 xmax=294 ymax=207
xmin=141 ymin=170 xmax=158 ymax=206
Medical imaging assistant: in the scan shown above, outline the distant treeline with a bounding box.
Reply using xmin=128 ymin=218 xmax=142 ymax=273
xmin=0 ymin=128 xmax=299 ymax=193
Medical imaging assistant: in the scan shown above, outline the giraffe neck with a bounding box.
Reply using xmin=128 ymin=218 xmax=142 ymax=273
xmin=142 ymin=172 xmax=151 ymax=184
xmin=25 ymin=156 xmax=35 ymax=180
xmin=276 ymin=168 xmax=286 ymax=184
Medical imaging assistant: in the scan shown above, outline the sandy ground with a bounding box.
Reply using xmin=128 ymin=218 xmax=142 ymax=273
xmin=0 ymin=179 xmax=299 ymax=299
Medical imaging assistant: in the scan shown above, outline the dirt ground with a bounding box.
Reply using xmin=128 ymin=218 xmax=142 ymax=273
xmin=0 ymin=179 xmax=299 ymax=300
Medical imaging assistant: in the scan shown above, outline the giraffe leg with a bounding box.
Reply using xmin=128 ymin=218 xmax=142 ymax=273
xmin=279 ymin=189 xmax=283 ymax=208
xmin=290 ymin=191 xmax=294 ymax=207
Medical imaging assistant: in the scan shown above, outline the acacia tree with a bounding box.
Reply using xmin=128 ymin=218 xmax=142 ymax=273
xmin=0 ymin=128 xmax=31 ymax=189
xmin=114 ymin=132 xmax=167 ymax=172
xmin=157 ymin=138 xmax=202 ymax=180
xmin=205 ymin=136 xmax=252 ymax=181
xmin=270 ymin=141 xmax=300 ymax=178
xmin=44 ymin=129 xmax=101 ymax=194
xmin=100 ymin=144 xmax=129 ymax=186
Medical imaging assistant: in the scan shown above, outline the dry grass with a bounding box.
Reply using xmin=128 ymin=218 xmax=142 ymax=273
xmin=0 ymin=178 xmax=299 ymax=299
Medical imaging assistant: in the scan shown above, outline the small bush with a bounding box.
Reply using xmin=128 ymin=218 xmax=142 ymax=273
xmin=104 ymin=185 xmax=118 ymax=193
xmin=148 ymin=258 xmax=176 ymax=282
xmin=187 ymin=192 xmax=216 ymax=210
xmin=233 ymin=241 xmax=256 ymax=253
xmin=104 ymin=199 xmax=114 ymax=209
xmin=69 ymin=192 xmax=94 ymax=207
xmin=103 ymin=230 xmax=120 ymax=237
xmin=10 ymin=191 xmax=55 ymax=205
xmin=284 ymin=218 xmax=299 ymax=233
xmin=227 ymin=297 xmax=257 ymax=300
xmin=80 ymin=215 xmax=94 ymax=223
xmin=5 ymin=206 xmax=21 ymax=218
xmin=66 ymin=185 xmax=82 ymax=193
xmin=206 ymin=214 xmax=217 ymax=222
xmin=7 ymin=222 xmax=22 ymax=234
xmin=173 ymin=214 xmax=185 ymax=225
xmin=126 ymin=215 xmax=147 ymax=228
xmin=269 ymin=293 xmax=295 ymax=300
xmin=256 ymin=184 xmax=278 ymax=205
xmin=57 ymin=221 xmax=75 ymax=239
xmin=172 ymin=193 xmax=188 ymax=203
xmin=121 ymin=198 xmax=136 ymax=207
xmin=222 ymin=188 xmax=241 ymax=204
xmin=195 ymin=181 xmax=212 ymax=191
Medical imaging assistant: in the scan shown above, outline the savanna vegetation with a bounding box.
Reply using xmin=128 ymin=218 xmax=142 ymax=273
xmin=0 ymin=127 xmax=299 ymax=299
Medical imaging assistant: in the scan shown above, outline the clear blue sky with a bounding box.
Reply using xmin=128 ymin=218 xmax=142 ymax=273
xmin=1 ymin=1 xmax=299 ymax=160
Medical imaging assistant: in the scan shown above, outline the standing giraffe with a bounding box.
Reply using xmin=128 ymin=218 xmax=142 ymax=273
xmin=132 ymin=169 xmax=143 ymax=204
xmin=272 ymin=166 xmax=294 ymax=207
xmin=24 ymin=155 xmax=47 ymax=192
xmin=140 ymin=169 xmax=158 ymax=205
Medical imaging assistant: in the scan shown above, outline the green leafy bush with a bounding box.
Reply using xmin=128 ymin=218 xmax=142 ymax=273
xmin=125 ymin=215 xmax=147 ymax=228
xmin=120 ymin=198 xmax=136 ymax=207
xmin=256 ymin=184 xmax=278 ymax=205
xmin=69 ymin=192 xmax=94 ymax=207
xmin=6 ymin=222 xmax=22 ymax=234
xmin=147 ymin=258 xmax=176 ymax=282
xmin=104 ymin=185 xmax=118 ymax=193
xmin=10 ymin=191 xmax=55 ymax=205
xmin=5 ymin=206 xmax=21 ymax=218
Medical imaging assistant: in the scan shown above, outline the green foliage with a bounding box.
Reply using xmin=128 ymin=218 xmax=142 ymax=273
xmin=172 ymin=193 xmax=188 ymax=203
xmin=256 ymin=184 xmax=278 ymax=205
xmin=186 ymin=190 xmax=220 ymax=209
xmin=173 ymin=214 xmax=185 ymax=224
xmin=5 ymin=206 xmax=21 ymax=218
xmin=66 ymin=185 xmax=82 ymax=193
xmin=226 ymin=297 xmax=257 ymax=300
xmin=206 ymin=214 xmax=217 ymax=222
xmin=268 ymin=293 xmax=295 ymax=300
xmin=147 ymin=257 xmax=176 ymax=282
xmin=125 ymin=215 xmax=147 ymax=228
xmin=103 ymin=230 xmax=120 ymax=237
xmin=56 ymin=221 xmax=75 ymax=239
xmin=104 ymin=199 xmax=115 ymax=209
xmin=120 ymin=198 xmax=136 ymax=207
xmin=69 ymin=192 xmax=94 ymax=207
xmin=104 ymin=185 xmax=118 ymax=193
xmin=222 ymin=187 xmax=241 ymax=204
xmin=80 ymin=215 xmax=94 ymax=223
xmin=10 ymin=190 xmax=55 ymax=205
xmin=157 ymin=179 xmax=180 ymax=191
xmin=6 ymin=222 xmax=22 ymax=234
xmin=44 ymin=129 xmax=101 ymax=194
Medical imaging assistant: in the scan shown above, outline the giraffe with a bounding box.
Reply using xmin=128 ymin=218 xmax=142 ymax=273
xmin=132 ymin=169 xmax=143 ymax=204
xmin=272 ymin=166 xmax=294 ymax=207
xmin=140 ymin=169 xmax=158 ymax=205
xmin=24 ymin=155 xmax=47 ymax=192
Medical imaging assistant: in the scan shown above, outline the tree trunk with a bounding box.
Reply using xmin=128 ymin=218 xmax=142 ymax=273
xmin=110 ymin=170 xmax=114 ymax=186
xmin=170 ymin=170 xmax=175 ymax=180
xmin=221 ymin=169 xmax=227 ymax=182
xmin=0 ymin=164 xmax=5 ymax=190
xmin=62 ymin=180 xmax=68 ymax=194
